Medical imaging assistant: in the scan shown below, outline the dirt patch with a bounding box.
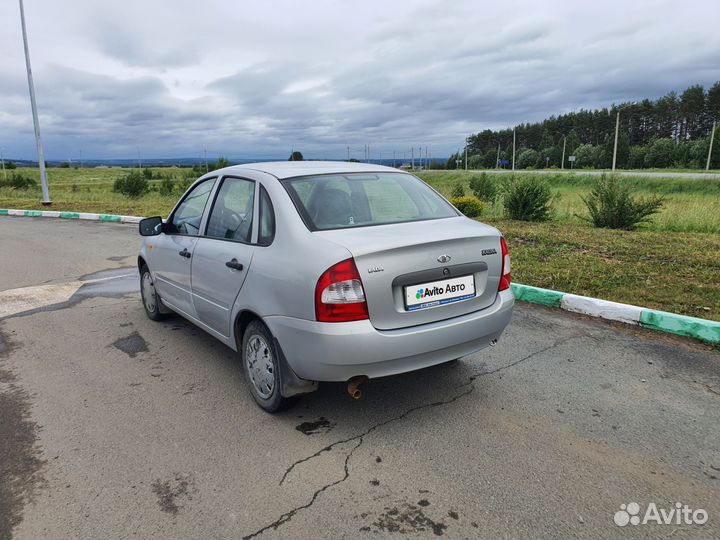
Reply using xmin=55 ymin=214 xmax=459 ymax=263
xmin=150 ymin=473 xmax=195 ymax=515
xmin=112 ymin=331 xmax=148 ymax=358
xmin=371 ymin=502 xmax=448 ymax=536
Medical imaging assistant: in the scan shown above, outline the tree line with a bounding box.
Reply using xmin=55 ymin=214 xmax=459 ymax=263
xmin=448 ymin=81 xmax=720 ymax=169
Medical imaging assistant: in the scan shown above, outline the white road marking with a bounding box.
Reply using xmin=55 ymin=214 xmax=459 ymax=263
xmin=0 ymin=281 xmax=84 ymax=318
xmin=0 ymin=273 xmax=134 ymax=318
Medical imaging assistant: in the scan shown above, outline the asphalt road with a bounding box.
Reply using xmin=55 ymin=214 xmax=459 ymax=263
xmin=1 ymin=216 xmax=719 ymax=540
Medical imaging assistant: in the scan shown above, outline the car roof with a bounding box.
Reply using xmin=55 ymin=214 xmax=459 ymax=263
xmin=211 ymin=160 xmax=404 ymax=180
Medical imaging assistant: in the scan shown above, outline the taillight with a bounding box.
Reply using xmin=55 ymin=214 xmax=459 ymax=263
xmin=499 ymin=237 xmax=511 ymax=291
xmin=315 ymin=258 xmax=369 ymax=322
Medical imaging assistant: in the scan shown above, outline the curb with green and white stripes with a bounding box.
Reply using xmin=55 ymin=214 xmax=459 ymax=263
xmin=2 ymin=208 xmax=718 ymax=345
xmin=511 ymin=283 xmax=720 ymax=345
xmin=0 ymin=208 xmax=141 ymax=223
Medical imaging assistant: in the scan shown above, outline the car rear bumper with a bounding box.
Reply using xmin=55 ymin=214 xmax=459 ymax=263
xmin=265 ymin=289 xmax=514 ymax=382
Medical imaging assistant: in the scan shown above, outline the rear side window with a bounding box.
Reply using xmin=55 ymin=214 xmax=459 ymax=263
xmin=205 ymin=177 xmax=255 ymax=243
xmin=283 ymin=172 xmax=458 ymax=231
xmin=258 ymin=186 xmax=275 ymax=246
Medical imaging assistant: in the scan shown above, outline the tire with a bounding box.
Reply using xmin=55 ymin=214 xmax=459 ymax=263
xmin=140 ymin=264 xmax=168 ymax=321
xmin=241 ymin=320 xmax=294 ymax=413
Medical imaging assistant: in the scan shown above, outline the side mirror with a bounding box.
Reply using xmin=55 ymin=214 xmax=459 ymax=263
xmin=139 ymin=216 xmax=164 ymax=236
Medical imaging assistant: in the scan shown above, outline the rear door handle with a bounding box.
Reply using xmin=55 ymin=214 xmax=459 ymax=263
xmin=225 ymin=258 xmax=244 ymax=271
xmin=179 ymin=248 xmax=191 ymax=258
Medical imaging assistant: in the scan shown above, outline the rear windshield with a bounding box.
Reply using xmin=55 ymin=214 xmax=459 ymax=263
xmin=282 ymin=172 xmax=459 ymax=231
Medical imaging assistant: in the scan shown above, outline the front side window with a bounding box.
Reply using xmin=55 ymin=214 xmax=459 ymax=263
xmin=283 ymin=172 xmax=458 ymax=231
xmin=206 ymin=177 xmax=256 ymax=242
xmin=169 ymin=178 xmax=216 ymax=236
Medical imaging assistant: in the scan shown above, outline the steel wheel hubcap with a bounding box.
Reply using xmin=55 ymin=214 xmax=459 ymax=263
xmin=141 ymin=272 xmax=157 ymax=313
xmin=246 ymin=335 xmax=275 ymax=398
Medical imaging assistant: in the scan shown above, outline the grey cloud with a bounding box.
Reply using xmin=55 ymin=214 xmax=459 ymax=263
xmin=2 ymin=0 xmax=719 ymax=159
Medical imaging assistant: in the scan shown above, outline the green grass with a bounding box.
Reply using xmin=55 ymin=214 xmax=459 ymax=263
xmin=2 ymin=167 xmax=719 ymax=321
xmin=418 ymin=170 xmax=720 ymax=234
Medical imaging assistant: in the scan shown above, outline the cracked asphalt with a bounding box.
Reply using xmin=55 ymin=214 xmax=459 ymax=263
xmin=1 ymin=216 xmax=719 ymax=539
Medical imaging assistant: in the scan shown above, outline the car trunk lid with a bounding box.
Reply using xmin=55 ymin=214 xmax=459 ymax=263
xmin=315 ymin=217 xmax=503 ymax=330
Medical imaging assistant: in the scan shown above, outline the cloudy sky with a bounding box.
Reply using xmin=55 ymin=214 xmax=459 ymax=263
xmin=2 ymin=0 xmax=719 ymax=161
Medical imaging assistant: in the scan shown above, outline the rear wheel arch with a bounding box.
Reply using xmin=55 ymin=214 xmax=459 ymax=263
xmin=234 ymin=310 xmax=263 ymax=350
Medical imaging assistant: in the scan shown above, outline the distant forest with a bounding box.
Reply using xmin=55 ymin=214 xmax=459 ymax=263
xmin=450 ymin=81 xmax=720 ymax=169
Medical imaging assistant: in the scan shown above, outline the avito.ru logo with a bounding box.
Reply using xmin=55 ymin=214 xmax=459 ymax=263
xmin=614 ymin=502 xmax=708 ymax=527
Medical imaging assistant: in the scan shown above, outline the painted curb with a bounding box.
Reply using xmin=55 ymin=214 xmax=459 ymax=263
xmin=2 ymin=208 xmax=718 ymax=345
xmin=0 ymin=208 xmax=141 ymax=224
xmin=511 ymin=283 xmax=719 ymax=345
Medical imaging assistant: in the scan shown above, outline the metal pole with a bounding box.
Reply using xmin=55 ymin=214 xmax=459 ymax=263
xmin=464 ymin=138 xmax=468 ymax=171
xmin=612 ymin=111 xmax=620 ymax=172
xmin=19 ymin=0 xmax=50 ymax=204
xmin=707 ymin=120 xmax=717 ymax=171
xmin=561 ymin=136 xmax=566 ymax=170
xmin=512 ymin=128 xmax=516 ymax=171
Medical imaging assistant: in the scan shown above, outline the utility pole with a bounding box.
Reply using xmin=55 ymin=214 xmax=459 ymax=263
xmin=137 ymin=147 xmax=142 ymax=169
xmin=79 ymin=148 xmax=83 ymax=169
xmin=561 ymin=136 xmax=566 ymax=170
xmin=19 ymin=0 xmax=50 ymax=205
xmin=411 ymin=147 xmax=414 ymax=170
xmin=1 ymin=148 xmax=6 ymax=180
xmin=204 ymin=147 xmax=208 ymax=172
xmin=612 ymin=111 xmax=620 ymax=172
xmin=464 ymin=137 xmax=468 ymax=171
xmin=347 ymin=145 xmax=350 ymax=161
xmin=393 ymin=150 xmax=396 ymax=168
xmin=707 ymin=120 xmax=717 ymax=171
xmin=496 ymin=143 xmax=500 ymax=169
xmin=512 ymin=128 xmax=516 ymax=171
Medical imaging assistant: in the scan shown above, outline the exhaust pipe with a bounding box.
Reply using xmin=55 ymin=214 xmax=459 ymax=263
xmin=347 ymin=376 xmax=368 ymax=400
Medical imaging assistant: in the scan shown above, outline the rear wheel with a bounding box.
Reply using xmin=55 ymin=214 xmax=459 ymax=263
xmin=241 ymin=320 xmax=294 ymax=413
xmin=140 ymin=264 xmax=168 ymax=321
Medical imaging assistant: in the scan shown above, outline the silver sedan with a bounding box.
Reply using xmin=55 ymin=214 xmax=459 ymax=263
xmin=138 ymin=161 xmax=514 ymax=412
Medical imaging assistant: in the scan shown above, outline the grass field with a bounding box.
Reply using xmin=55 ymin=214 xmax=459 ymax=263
xmin=2 ymin=167 xmax=719 ymax=321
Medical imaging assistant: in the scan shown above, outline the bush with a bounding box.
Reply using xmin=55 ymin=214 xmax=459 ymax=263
xmin=450 ymin=196 xmax=484 ymax=217
xmin=580 ymin=175 xmax=664 ymax=230
xmin=158 ymin=177 xmax=176 ymax=196
xmin=468 ymin=172 xmax=497 ymax=202
xmin=0 ymin=172 xmax=37 ymax=190
xmin=644 ymin=138 xmax=676 ymax=168
xmin=451 ymin=182 xmax=465 ymax=197
xmin=5 ymin=161 xmax=16 ymax=170
xmin=516 ymin=149 xmax=540 ymax=169
xmin=113 ymin=171 xmax=149 ymax=198
xmin=177 ymin=175 xmax=194 ymax=194
xmin=501 ymin=176 xmax=553 ymax=221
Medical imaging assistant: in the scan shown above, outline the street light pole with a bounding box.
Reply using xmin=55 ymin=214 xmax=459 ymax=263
xmin=464 ymin=137 xmax=468 ymax=171
xmin=612 ymin=111 xmax=620 ymax=172
xmin=19 ymin=0 xmax=51 ymax=205
xmin=707 ymin=120 xmax=717 ymax=171
xmin=512 ymin=128 xmax=516 ymax=171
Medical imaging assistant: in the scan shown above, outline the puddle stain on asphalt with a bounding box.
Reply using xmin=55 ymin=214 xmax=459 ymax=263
xmin=112 ymin=331 xmax=148 ymax=358
xmin=295 ymin=417 xmax=334 ymax=435
xmin=0 ymin=327 xmax=45 ymax=540
xmin=151 ymin=473 xmax=196 ymax=515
